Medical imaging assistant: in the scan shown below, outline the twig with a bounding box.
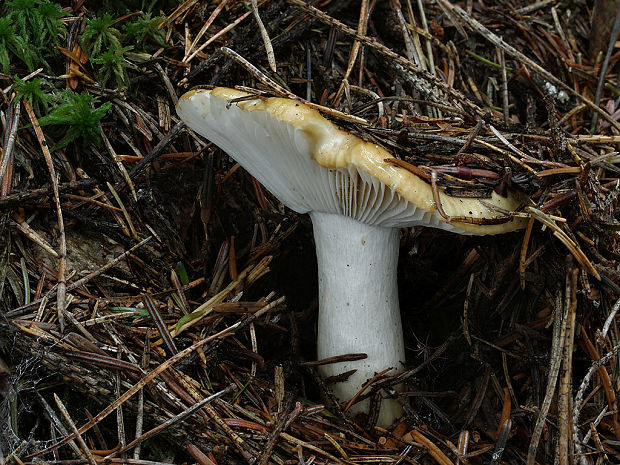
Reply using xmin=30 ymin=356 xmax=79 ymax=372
xmin=525 ymin=207 xmax=600 ymax=280
xmin=106 ymin=182 xmax=138 ymax=239
xmin=183 ymin=4 xmax=258 ymax=64
xmin=11 ymin=213 xmax=59 ymax=258
xmin=334 ymin=0 xmax=369 ymax=106
xmin=144 ymin=295 xmax=178 ymax=356
xmin=101 ymin=132 xmax=137 ymax=202
xmin=54 ymin=394 xmax=97 ymax=465
xmin=121 ymin=120 xmax=185 ymax=187
xmin=0 ymin=101 xmax=20 ymax=186
xmin=393 ymin=0 xmax=420 ymax=66
xmin=114 ymin=350 xmax=127 ymax=455
xmin=183 ymin=0 xmax=230 ymax=61
xmin=280 ymin=432 xmax=347 ymax=464
xmin=23 ymin=99 xmax=67 ymax=332
xmin=557 ymin=267 xmax=578 ymax=465
xmin=416 ymin=0 xmax=436 ymax=78
xmin=598 ymin=296 xmax=620 ymax=344
xmin=409 ymin=430 xmax=455 ymax=465
xmin=499 ymin=47 xmax=509 ymax=122
xmin=257 ymin=402 xmax=302 ymax=465
xmin=37 ymin=394 xmax=83 ymax=457
xmin=0 ymin=179 xmax=97 ymax=208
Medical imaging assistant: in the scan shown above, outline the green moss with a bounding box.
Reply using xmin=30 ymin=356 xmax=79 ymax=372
xmin=81 ymin=13 xmax=122 ymax=59
xmin=0 ymin=17 xmax=33 ymax=72
xmin=91 ymin=45 xmax=134 ymax=90
xmin=37 ymin=90 xmax=112 ymax=150
xmin=123 ymin=12 xmax=167 ymax=51
xmin=12 ymin=77 xmax=51 ymax=116
xmin=2 ymin=0 xmax=68 ymax=71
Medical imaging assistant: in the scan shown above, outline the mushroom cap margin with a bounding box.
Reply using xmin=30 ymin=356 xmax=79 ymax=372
xmin=177 ymin=87 xmax=527 ymax=235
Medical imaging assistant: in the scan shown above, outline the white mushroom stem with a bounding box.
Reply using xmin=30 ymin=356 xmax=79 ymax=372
xmin=311 ymin=211 xmax=405 ymax=426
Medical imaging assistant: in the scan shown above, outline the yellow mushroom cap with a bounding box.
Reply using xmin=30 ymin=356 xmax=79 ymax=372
xmin=177 ymin=87 xmax=526 ymax=235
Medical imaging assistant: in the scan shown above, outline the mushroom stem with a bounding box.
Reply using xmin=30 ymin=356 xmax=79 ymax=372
xmin=311 ymin=211 xmax=405 ymax=426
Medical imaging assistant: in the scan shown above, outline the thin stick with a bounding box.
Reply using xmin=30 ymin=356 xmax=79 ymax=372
xmin=525 ymin=292 xmax=568 ymax=465
xmin=519 ymin=217 xmax=534 ymax=289
xmin=333 ymin=0 xmax=369 ymax=105
xmin=499 ymin=47 xmax=509 ymax=122
xmin=590 ymin=6 xmax=620 ymax=130
xmin=256 ymin=402 xmax=302 ymax=465
xmin=599 ymin=296 xmax=620 ymax=344
xmin=394 ymin=0 xmax=419 ymax=65
xmin=11 ymin=214 xmax=59 ymax=258
xmin=0 ymin=101 xmax=20 ymax=185
xmin=409 ymin=430 xmax=454 ymax=465
xmin=107 ymin=182 xmax=138 ymax=239
xmin=101 ymin=131 xmax=137 ymax=202
xmin=557 ymin=267 xmax=578 ymax=465
xmin=22 ymin=99 xmax=67 ymax=332
xmin=416 ymin=0 xmax=435 ymax=77
xmin=133 ymin=339 xmax=145 ymax=462
xmin=54 ymin=394 xmax=97 ymax=465
xmin=525 ymin=207 xmax=600 ymax=280
xmin=573 ymin=344 xmax=620 ymax=460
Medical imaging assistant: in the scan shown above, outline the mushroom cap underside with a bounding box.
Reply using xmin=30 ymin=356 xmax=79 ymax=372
xmin=177 ymin=87 xmax=527 ymax=235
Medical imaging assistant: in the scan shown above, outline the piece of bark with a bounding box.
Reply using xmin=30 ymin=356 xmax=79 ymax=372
xmin=589 ymin=0 xmax=620 ymax=60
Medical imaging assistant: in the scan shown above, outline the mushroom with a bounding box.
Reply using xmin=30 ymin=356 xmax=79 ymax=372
xmin=176 ymin=87 xmax=526 ymax=426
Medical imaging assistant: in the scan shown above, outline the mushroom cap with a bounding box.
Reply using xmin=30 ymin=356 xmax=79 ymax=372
xmin=177 ymin=87 xmax=526 ymax=234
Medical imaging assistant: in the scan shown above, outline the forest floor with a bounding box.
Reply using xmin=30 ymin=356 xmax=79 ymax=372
xmin=1 ymin=1 xmax=620 ymax=464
